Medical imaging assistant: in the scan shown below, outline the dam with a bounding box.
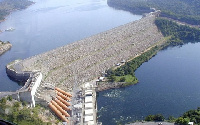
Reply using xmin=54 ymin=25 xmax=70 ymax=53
xmin=7 ymin=11 xmax=163 ymax=91
xmin=3 ymin=11 xmax=164 ymax=124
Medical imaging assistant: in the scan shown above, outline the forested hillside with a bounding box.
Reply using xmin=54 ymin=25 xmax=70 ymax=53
xmin=0 ymin=0 xmax=33 ymax=20
xmin=155 ymin=18 xmax=200 ymax=45
xmin=108 ymin=0 xmax=200 ymax=25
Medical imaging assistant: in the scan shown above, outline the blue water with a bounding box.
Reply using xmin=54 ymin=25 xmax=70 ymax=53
xmin=97 ymin=43 xmax=200 ymax=125
xmin=0 ymin=0 xmax=141 ymax=91
xmin=1 ymin=1 xmax=200 ymax=124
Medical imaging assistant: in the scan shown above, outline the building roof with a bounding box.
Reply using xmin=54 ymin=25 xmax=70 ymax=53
xmin=85 ymin=109 xmax=93 ymax=115
xmin=85 ymin=90 xmax=93 ymax=95
xmin=85 ymin=103 xmax=93 ymax=109
xmin=85 ymin=115 xmax=93 ymax=122
xmin=85 ymin=96 xmax=93 ymax=103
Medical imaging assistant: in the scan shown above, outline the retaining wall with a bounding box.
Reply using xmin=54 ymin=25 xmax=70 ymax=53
xmin=6 ymin=65 xmax=31 ymax=82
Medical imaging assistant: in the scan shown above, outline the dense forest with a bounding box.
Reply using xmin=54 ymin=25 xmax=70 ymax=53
xmin=155 ymin=18 xmax=200 ymax=45
xmin=175 ymin=107 xmax=200 ymax=125
xmin=143 ymin=107 xmax=200 ymax=124
xmin=107 ymin=0 xmax=200 ymax=25
xmin=0 ymin=0 xmax=33 ymax=20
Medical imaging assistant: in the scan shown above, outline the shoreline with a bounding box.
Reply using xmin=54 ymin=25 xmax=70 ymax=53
xmin=0 ymin=0 xmax=35 ymax=56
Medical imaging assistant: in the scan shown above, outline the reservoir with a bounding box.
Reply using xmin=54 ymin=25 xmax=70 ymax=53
xmin=0 ymin=0 xmax=141 ymax=91
xmin=97 ymin=43 xmax=200 ymax=125
xmin=1 ymin=0 xmax=200 ymax=124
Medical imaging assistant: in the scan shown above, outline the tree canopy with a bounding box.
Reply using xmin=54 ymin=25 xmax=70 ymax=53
xmin=108 ymin=0 xmax=200 ymax=25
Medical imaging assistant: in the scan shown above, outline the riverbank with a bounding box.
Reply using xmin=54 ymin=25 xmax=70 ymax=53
xmin=0 ymin=41 xmax=12 ymax=56
xmin=126 ymin=122 xmax=174 ymax=125
xmin=7 ymin=11 xmax=163 ymax=92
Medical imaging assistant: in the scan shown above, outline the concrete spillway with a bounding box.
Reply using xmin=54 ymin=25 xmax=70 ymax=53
xmin=7 ymin=11 xmax=164 ymax=90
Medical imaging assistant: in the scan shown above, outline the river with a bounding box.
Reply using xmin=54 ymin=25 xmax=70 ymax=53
xmin=1 ymin=0 xmax=200 ymax=124
xmin=0 ymin=0 xmax=141 ymax=91
xmin=97 ymin=43 xmax=200 ymax=124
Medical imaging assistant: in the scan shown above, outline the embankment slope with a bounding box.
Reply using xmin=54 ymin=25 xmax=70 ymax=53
xmin=8 ymin=13 xmax=164 ymax=90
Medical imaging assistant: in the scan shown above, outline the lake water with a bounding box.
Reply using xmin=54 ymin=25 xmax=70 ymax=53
xmin=1 ymin=0 xmax=200 ymax=124
xmin=97 ymin=43 xmax=200 ymax=125
xmin=0 ymin=0 xmax=141 ymax=91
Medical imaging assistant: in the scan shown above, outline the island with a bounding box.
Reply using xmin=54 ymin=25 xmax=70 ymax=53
xmin=0 ymin=41 xmax=12 ymax=56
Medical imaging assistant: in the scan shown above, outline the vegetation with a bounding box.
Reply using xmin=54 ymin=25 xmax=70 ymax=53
xmin=106 ymin=45 xmax=162 ymax=85
xmin=0 ymin=0 xmax=33 ymax=20
xmin=0 ymin=97 xmax=50 ymax=125
xmin=145 ymin=114 xmax=165 ymax=121
xmin=155 ymin=18 xmax=200 ymax=46
xmin=107 ymin=0 xmax=200 ymax=25
xmin=175 ymin=107 xmax=200 ymax=125
xmin=142 ymin=107 xmax=200 ymax=124
xmin=0 ymin=40 xmax=10 ymax=45
xmin=106 ymin=18 xmax=200 ymax=86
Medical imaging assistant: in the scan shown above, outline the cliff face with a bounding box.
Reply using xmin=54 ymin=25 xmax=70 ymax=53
xmin=8 ymin=13 xmax=164 ymax=90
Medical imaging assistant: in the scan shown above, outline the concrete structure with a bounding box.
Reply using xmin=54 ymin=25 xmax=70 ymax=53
xmin=0 ymin=60 xmax=43 ymax=107
xmin=12 ymin=72 xmax=42 ymax=107
xmin=68 ymin=82 xmax=102 ymax=125
xmin=6 ymin=60 xmax=32 ymax=82
xmin=82 ymin=83 xmax=99 ymax=125
xmin=0 ymin=72 xmax=42 ymax=107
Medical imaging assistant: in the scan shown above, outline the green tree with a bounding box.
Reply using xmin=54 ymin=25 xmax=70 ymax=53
xmin=145 ymin=115 xmax=154 ymax=121
xmin=175 ymin=117 xmax=190 ymax=125
xmin=154 ymin=114 xmax=165 ymax=121
xmin=119 ymin=77 xmax=126 ymax=82
xmin=108 ymin=75 xmax=116 ymax=82
xmin=168 ymin=116 xmax=176 ymax=122
xmin=7 ymin=96 xmax=12 ymax=101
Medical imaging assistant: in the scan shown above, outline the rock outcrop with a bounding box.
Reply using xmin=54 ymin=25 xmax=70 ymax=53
xmin=0 ymin=41 xmax=12 ymax=56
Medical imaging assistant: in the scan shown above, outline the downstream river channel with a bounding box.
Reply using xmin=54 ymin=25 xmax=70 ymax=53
xmin=1 ymin=0 xmax=200 ymax=125
xmin=97 ymin=43 xmax=200 ymax=124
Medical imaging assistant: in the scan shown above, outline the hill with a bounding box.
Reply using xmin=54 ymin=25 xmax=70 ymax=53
xmin=107 ymin=0 xmax=200 ymax=25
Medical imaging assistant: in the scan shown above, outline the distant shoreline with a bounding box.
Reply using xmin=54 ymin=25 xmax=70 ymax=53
xmin=0 ymin=0 xmax=34 ymax=55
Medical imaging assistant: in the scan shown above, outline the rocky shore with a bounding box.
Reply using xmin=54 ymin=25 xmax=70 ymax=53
xmin=7 ymin=12 xmax=164 ymax=91
xmin=0 ymin=41 xmax=12 ymax=56
xmin=96 ymin=82 xmax=127 ymax=92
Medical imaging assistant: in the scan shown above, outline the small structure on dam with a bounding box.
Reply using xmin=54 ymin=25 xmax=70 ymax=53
xmin=5 ymin=60 xmax=43 ymax=107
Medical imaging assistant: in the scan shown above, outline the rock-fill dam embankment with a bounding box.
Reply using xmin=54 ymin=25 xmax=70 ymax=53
xmin=7 ymin=12 xmax=164 ymax=91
